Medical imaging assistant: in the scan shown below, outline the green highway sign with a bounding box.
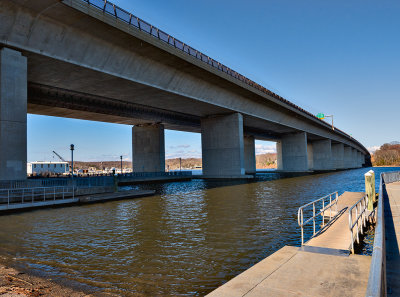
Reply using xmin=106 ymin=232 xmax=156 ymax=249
xmin=316 ymin=113 xmax=325 ymax=119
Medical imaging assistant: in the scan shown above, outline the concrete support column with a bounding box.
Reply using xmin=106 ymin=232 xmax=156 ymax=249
xmin=277 ymin=132 xmax=308 ymax=172
xmin=344 ymin=146 xmax=352 ymax=169
xmin=244 ymin=135 xmax=256 ymax=174
xmin=312 ymin=139 xmax=332 ymax=170
xmin=307 ymin=143 xmax=314 ymax=170
xmin=332 ymin=143 xmax=345 ymax=170
xmin=201 ymin=113 xmax=245 ymax=177
xmin=352 ymin=149 xmax=358 ymax=168
xmin=361 ymin=153 xmax=365 ymax=167
xmin=132 ymin=124 xmax=165 ymax=172
xmin=357 ymin=151 xmax=362 ymax=168
xmin=0 ymin=48 xmax=27 ymax=180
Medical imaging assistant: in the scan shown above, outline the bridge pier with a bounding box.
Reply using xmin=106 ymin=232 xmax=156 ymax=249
xmin=201 ymin=113 xmax=245 ymax=177
xmin=357 ymin=151 xmax=363 ymax=168
xmin=343 ymin=146 xmax=353 ymax=169
xmin=332 ymin=143 xmax=345 ymax=170
xmin=352 ymin=148 xmax=358 ymax=168
xmin=311 ymin=139 xmax=332 ymax=170
xmin=0 ymin=48 xmax=27 ymax=180
xmin=132 ymin=124 xmax=165 ymax=172
xmin=277 ymin=132 xmax=309 ymax=172
xmin=244 ymin=136 xmax=256 ymax=174
xmin=307 ymin=143 xmax=314 ymax=170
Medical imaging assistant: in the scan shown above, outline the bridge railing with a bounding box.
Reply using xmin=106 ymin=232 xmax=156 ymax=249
xmin=0 ymin=176 xmax=114 ymax=189
xmin=0 ymin=186 xmax=75 ymax=209
xmin=72 ymin=0 xmax=365 ymax=148
xmin=365 ymin=171 xmax=400 ymax=296
xmin=348 ymin=194 xmax=368 ymax=254
xmin=118 ymin=171 xmax=192 ymax=179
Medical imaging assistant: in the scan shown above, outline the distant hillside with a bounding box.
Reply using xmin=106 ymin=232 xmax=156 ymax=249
xmin=166 ymin=158 xmax=202 ymax=170
xmin=372 ymin=143 xmax=400 ymax=166
xmin=256 ymin=153 xmax=277 ymax=169
xmin=72 ymin=161 xmax=132 ymax=170
xmin=71 ymin=153 xmax=277 ymax=171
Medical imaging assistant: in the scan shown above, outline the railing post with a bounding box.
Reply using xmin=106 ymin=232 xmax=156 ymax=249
xmin=313 ymin=202 xmax=316 ymax=235
xmin=7 ymin=189 xmax=9 ymax=206
xmin=301 ymin=210 xmax=304 ymax=245
xmin=322 ymin=198 xmax=325 ymax=227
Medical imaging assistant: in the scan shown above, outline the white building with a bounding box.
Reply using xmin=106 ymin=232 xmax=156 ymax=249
xmin=27 ymin=161 xmax=69 ymax=175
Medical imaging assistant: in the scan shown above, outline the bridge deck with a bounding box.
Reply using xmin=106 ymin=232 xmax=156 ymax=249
xmin=384 ymin=181 xmax=400 ymax=295
xmin=306 ymin=191 xmax=365 ymax=250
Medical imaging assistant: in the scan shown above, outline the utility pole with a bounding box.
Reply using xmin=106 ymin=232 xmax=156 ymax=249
xmin=70 ymin=144 xmax=74 ymax=179
xmin=120 ymin=155 xmax=123 ymax=174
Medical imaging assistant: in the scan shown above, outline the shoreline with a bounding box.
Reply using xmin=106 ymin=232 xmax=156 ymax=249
xmin=0 ymin=261 xmax=115 ymax=297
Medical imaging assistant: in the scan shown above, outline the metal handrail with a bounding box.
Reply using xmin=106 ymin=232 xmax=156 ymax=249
xmin=348 ymin=194 xmax=368 ymax=253
xmin=298 ymin=191 xmax=339 ymax=245
xmin=365 ymin=171 xmax=400 ymax=296
xmin=0 ymin=186 xmax=75 ymax=208
xmin=67 ymin=0 xmax=369 ymax=151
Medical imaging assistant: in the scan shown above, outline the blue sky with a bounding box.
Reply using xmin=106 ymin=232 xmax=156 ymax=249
xmin=28 ymin=0 xmax=400 ymax=161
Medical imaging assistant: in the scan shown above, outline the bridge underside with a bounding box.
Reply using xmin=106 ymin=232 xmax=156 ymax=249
xmin=0 ymin=0 xmax=370 ymax=179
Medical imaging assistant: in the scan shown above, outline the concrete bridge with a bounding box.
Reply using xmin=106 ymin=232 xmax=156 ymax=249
xmin=0 ymin=0 xmax=370 ymax=180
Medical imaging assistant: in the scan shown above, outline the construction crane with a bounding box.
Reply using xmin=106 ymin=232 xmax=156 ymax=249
xmin=52 ymin=151 xmax=66 ymax=162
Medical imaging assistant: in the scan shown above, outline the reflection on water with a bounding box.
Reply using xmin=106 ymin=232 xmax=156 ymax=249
xmin=0 ymin=167 xmax=397 ymax=296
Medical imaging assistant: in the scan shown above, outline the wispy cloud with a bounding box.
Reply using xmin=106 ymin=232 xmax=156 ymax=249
xmin=367 ymin=146 xmax=380 ymax=153
xmin=169 ymin=144 xmax=191 ymax=149
xmin=255 ymin=144 xmax=276 ymax=155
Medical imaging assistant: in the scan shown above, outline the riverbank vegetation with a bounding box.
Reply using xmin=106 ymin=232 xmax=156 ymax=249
xmin=65 ymin=153 xmax=278 ymax=171
xmin=372 ymin=143 xmax=400 ymax=166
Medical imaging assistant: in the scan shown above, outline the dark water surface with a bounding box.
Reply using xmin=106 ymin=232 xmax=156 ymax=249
xmin=0 ymin=167 xmax=398 ymax=296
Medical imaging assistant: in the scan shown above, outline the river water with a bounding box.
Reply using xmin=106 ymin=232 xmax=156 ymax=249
xmin=0 ymin=167 xmax=398 ymax=296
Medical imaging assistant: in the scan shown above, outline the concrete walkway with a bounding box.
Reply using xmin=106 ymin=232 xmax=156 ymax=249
xmin=384 ymin=181 xmax=400 ymax=295
xmin=206 ymin=246 xmax=370 ymax=297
